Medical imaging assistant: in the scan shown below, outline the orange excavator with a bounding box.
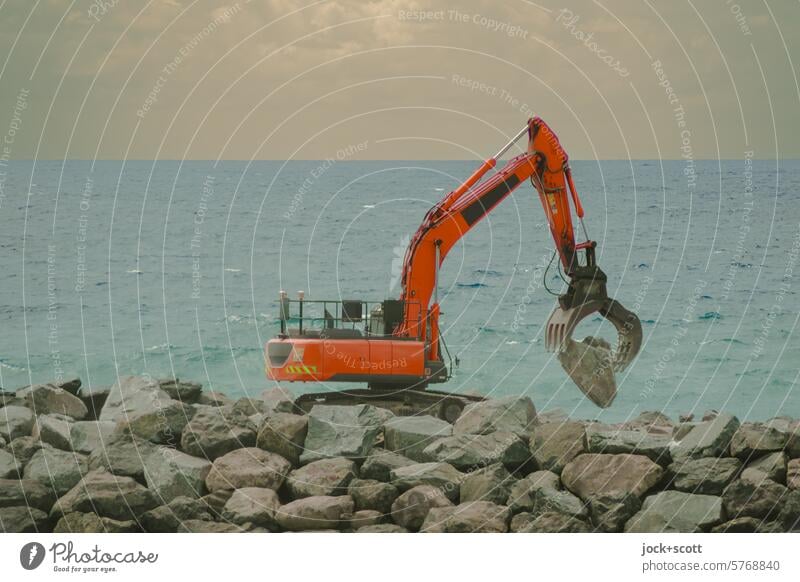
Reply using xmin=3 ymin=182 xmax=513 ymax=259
xmin=266 ymin=118 xmax=642 ymax=421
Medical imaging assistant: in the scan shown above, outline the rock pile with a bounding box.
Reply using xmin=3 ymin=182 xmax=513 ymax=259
xmin=1 ymin=376 xmax=798 ymax=533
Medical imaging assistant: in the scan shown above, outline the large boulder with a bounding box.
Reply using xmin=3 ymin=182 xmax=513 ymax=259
xmin=626 ymin=490 xmax=724 ymax=531
xmin=787 ymin=421 xmax=800 ymax=459
xmin=69 ymin=421 xmax=116 ymax=455
xmin=0 ymin=506 xmax=50 ymax=532
xmin=181 ymin=406 xmax=257 ymax=461
xmin=421 ymin=501 xmax=510 ymax=533
xmin=144 ymin=447 xmax=212 ymax=503
xmin=177 ymin=520 xmax=245 ymax=533
xmin=87 ymin=432 xmax=156 ymax=481
xmin=670 ymin=413 xmax=740 ymax=462
xmin=222 ymin=487 xmax=281 ymax=529
xmin=23 ymin=447 xmax=89 ymax=495
xmin=348 ymin=478 xmax=399 ymax=513
xmin=205 ymin=448 xmax=291 ymax=492
xmin=357 ymin=523 xmax=408 ymax=533
xmin=518 ymin=511 xmax=592 ymax=533
xmin=300 ymin=404 xmax=392 ymax=464
xmin=256 ymin=412 xmax=308 ymax=465
xmin=158 ymin=378 xmax=203 ymax=404
xmin=722 ymin=472 xmax=787 ymax=520
xmin=0 ymin=479 xmax=56 ymax=512
xmin=0 ymin=449 xmax=16 ymax=479
xmin=746 ymin=451 xmax=787 ymax=483
xmin=730 ymin=423 xmax=787 ymax=460
xmin=586 ymin=426 xmax=672 ymax=464
xmin=557 ymin=337 xmax=617 ymax=408
xmin=779 ymin=489 xmax=800 ymax=531
xmin=531 ymin=486 xmax=588 ymax=520
xmin=276 ymin=495 xmax=354 ymax=531
xmin=530 ymin=421 xmax=587 ymax=473
xmin=460 ymin=463 xmax=515 ymax=505
xmin=360 ymin=449 xmax=415 ymax=482
xmin=625 ymin=512 xmax=702 ymax=533
xmin=140 ymin=496 xmax=214 ymax=532
xmin=384 ymin=415 xmax=452 ymax=462
xmin=391 ymin=485 xmax=453 ymax=530
xmin=390 ymin=462 xmax=464 ymax=501
xmin=668 ymin=457 xmax=742 ymax=495
xmin=507 ymin=470 xmax=561 ymax=513
xmin=17 ymin=384 xmax=88 ymax=420
xmin=788 ymin=459 xmax=799 ymax=490
xmin=588 ymin=493 xmax=642 ymax=532
xmin=561 ymin=453 xmax=664 ymax=501
xmin=32 ymin=414 xmax=73 ymax=450
xmin=453 ymin=396 xmax=536 ymax=436
xmin=286 ymin=457 xmax=356 ymax=498
xmin=422 ymin=432 xmax=530 ymax=471
xmin=0 ymin=405 xmax=35 ymax=440
xmin=6 ymin=436 xmax=47 ymax=468
xmin=259 ymin=386 xmax=296 ymax=413
xmin=350 ymin=509 xmax=383 ymax=529
xmin=51 ymin=469 xmax=158 ymax=521
xmin=53 ymin=512 xmax=138 ymax=533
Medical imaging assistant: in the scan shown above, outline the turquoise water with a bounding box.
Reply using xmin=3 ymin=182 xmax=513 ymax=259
xmin=1 ymin=159 xmax=798 ymax=422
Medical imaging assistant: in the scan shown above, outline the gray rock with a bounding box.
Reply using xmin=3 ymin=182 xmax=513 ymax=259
xmin=557 ymin=337 xmax=617 ymax=408
xmin=356 ymin=523 xmax=407 ymax=533
xmin=348 ymin=478 xmax=398 ymax=513
xmin=178 ymin=519 xmax=244 ymax=533
xmin=625 ymin=511 xmax=701 ymax=533
xmin=710 ymin=517 xmax=762 ymax=533
xmin=779 ymin=489 xmax=800 ymax=531
xmin=51 ymin=469 xmax=158 ymax=521
xmin=586 ymin=426 xmax=672 ymax=464
xmin=144 ymin=446 xmax=211 ymax=503
xmin=530 ymin=421 xmax=587 ymax=473
xmin=113 ymin=399 xmax=193 ymax=446
xmin=0 ymin=405 xmax=35 ymax=440
xmin=670 ymin=413 xmax=740 ymax=462
xmin=390 ymin=462 xmax=464 ymax=501
xmin=391 ymin=484 xmax=453 ymax=530
xmin=0 ymin=478 xmax=56 ymax=512
xmin=54 ymin=511 xmax=138 ymax=533
xmin=70 ymin=421 xmax=116 ymax=454
xmin=23 ymin=447 xmax=88 ymax=495
xmin=198 ymin=489 xmax=234 ymax=520
xmin=32 ymin=414 xmax=74 ymax=451
xmin=350 ymin=509 xmax=384 ymax=529
xmin=520 ymin=511 xmax=592 ymax=533
xmin=256 ymin=412 xmax=308 ymax=466
xmin=205 ymin=448 xmax=291 ymax=492
xmin=17 ymin=384 xmax=88 ymax=420
xmin=507 ymin=470 xmax=561 ymax=513
xmin=453 ymin=396 xmax=537 ymax=436
xmin=87 ymin=432 xmax=156 ymax=481
xmin=222 ymin=487 xmax=280 ymax=529
xmin=7 ymin=436 xmax=48 ymax=468
xmin=300 ymin=404 xmax=392 ymax=464
xmin=286 ymin=457 xmax=356 ymax=498
xmin=623 ymin=411 xmax=675 ymax=433
xmin=276 ymin=495 xmax=354 ymax=531
xmin=0 ymin=506 xmax=49 ymax=532
xmin=196 ymin=391 xmax=232 ymax=407
xmin=786 ymin=421 xmax=800 ymax=459
xmin=0 ymin=449 xmax=18 ymax=478
xmin=422 ymin=431 xmax=530 ymax=471
xmin=140 ymin=496 xmax=215 ymax=532
xmin=788 ymin=459 xmax=799 ymax=490
xmin=532 ymin=486 xmax=587 ymax=519
xmin=421 ymin=501 xmax=510 ymax=533
xmin=459 ymin=463 xmax=515 ymax=505
xmin=668 ymin=457 xmax=742 ymax=495
xmin=630 ymin=490 xmax=724 ymax=531
xmin=588 ymin=493 xmax=642 ymax=532
xmin=510 ymin=511 xmax=536 ymax=532
xmin=360 ymin=448 xmax=415 ymax=482
xmin=747 ymin=451 xmax=787 ymax=483
xmin=259 ymin=386 xmax=296 ymax=413
xmin=158 ymin=378 xmax=203 ymax=403
xmin=180 ymin=406 xmax=257 ymax=460
xmin=730 ymin=423 xmax=787 ymax=460
xmin=722 ymin=472 xmax=787 ymax=520
xmin=562 ymin=453 xmax=664 ymax=500
xmin=384 ymin=415 xmax=452 ymax=462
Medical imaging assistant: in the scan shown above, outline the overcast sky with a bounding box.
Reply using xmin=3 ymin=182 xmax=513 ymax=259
xmin=0 ymin=0 xmax=798 ymax=160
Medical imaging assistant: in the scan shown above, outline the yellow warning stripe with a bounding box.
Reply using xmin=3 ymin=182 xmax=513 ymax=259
xmin=285 ymin=365 xmax=317 ymax=374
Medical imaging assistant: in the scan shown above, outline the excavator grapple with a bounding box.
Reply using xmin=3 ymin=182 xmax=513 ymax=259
xmin=266 ymin=117 xmax=643 ymax=415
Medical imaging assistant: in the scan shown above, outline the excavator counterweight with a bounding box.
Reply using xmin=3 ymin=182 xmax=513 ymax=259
xmin=266 ymin=118 xmax=643 ymax=417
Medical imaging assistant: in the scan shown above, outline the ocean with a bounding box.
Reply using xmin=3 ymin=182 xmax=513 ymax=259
xmin=1 ymin=159 xmax=798 ymax=422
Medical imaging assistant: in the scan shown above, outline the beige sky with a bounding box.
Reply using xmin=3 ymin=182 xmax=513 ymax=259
xmin=0 ymin=0 xmax=798 ymax=160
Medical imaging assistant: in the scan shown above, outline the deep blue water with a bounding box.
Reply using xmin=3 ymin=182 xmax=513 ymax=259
xmin=1 ymin=159 xmax=798 ymax=422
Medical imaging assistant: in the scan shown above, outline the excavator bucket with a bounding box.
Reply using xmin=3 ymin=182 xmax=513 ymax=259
xmin=545 ymin=293 xmax=643 ymax=408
